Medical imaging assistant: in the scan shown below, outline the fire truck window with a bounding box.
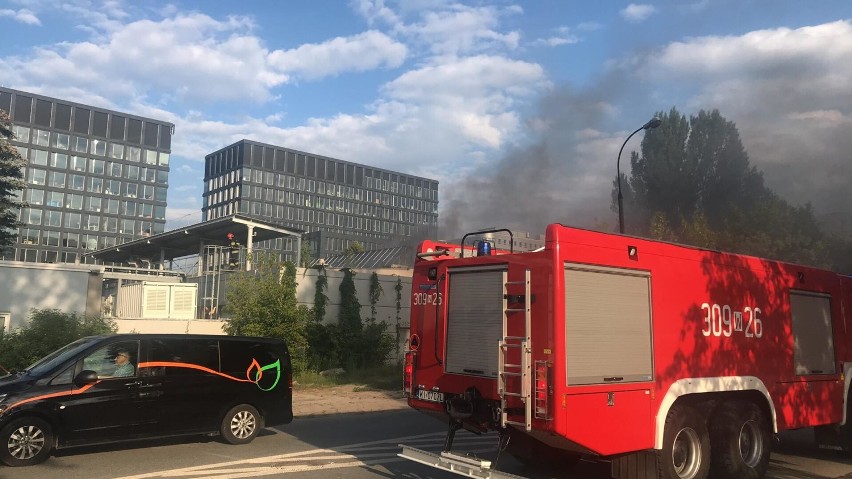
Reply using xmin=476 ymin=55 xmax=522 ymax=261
xmin=789 ymin=292 xmax=835 ymax=375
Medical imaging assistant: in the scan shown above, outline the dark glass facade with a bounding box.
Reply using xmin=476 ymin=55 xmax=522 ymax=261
xmin=203 ymin=140 xmax=439 ymax=261
xmin=1 ymin=87 xmax=173 ymax=264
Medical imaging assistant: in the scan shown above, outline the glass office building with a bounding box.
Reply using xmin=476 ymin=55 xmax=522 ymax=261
xmin=1 ymin=87 xmax=173 ymax=264
xmin=203 ymin=139 xmax=439 ymax=261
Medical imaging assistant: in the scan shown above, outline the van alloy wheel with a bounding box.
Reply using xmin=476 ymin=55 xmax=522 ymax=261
xmin=7 ymin=424 xmax=46 ymax=460
xmin=221 ymin=404 xmax=261 ymax=445
xmin=0 ymin=417 xmax=54 ymax=467
xmin=230 ymin=410 xmax=257 ymax=439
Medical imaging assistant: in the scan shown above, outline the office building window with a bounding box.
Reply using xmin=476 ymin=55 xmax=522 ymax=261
xmin=43 ymin=229 xmax=60 ymax=246
xmin=127 ymin=146 xmax=141 ymax=162
xmin=53 ymin=132 xmax=70 ymax=150
xmin=65 ymin=212 xmax=81 ymax=229
xmin=87 ymin=177 xmax=103 ymax=193
xmin=89 ymin=159 xmax=105 ymax=175
xmin=12 ymin=125 xmax=30 ymax=143
xmin=63 ymin=233 xmax=79 ymax=248
xmin=51 ymin=152 xmax=68 ymax=169
xmin=85 ymin=215 xmax=100 ymax=231
xmin=33 ymin=129 xmax=49 ymax=146
xmin=105 ymin=180 xmax=120 ymax=195
xmin=90 ymin=139 xmax=106 ymax=157
xmin=73 ymin=136 xmax=88 ymax=153
xmin=110 ymin=143 xmax=124 ymax=159
xmin=21 ymin=228 xmax=39 ymax=245
xmin=49 ymin=171 xmax=66 ymax=188
xmin=29 ymin=168 xmax=46 ymax=185
xmin=31 ymin=148 xmax=48 ymax=166
xmin=47 ymin=191 xmax=64 ymax=208
xmin=70 ymin=156 xmax=86 ymax=171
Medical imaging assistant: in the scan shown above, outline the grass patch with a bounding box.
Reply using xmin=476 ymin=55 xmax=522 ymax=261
xmin=294 ymin=363 xmax=401 ymax=391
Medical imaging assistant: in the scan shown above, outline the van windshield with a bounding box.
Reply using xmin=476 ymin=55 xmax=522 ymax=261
xmin=26 ymin=337 xmax=101 ymax=377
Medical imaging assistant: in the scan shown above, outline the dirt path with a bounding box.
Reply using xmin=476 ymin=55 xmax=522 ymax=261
xmin=293 ymin=385 xmax=409 ymax=417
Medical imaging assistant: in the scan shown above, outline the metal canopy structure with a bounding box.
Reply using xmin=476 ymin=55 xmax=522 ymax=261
xmin=84 ymin=214 xmax=303 ymax=270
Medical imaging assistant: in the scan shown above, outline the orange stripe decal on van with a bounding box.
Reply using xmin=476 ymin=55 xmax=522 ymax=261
xmin=1 ymin=382 xmax=100 ymax=415
xmin=138 ymin=362 xmax=254 ymax=383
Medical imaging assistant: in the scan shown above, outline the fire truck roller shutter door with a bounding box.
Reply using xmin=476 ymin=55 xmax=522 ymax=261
xmin=564 ymin=264 xmax=653 ymax=385
xmin=445 ymin=267 xmax=506 ymax=378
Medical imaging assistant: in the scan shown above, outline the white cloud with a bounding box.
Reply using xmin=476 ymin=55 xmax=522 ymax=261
xmin=531 ymin=36 xmax=578 ymax=47
xmin=0 ymin=12 xmax=408 ymax=106
xmin=404 ymin=6 xmax=521 ymax=55
xmin=621 ymin=4 xmax=657 ymax=23
xmin=383 ymin=55 xmax=548 ymax=147
xmin=165 ymin=207 xmax=202 ymax=229
xmin=358 ymin=1 xmax=522 ymax=56
xmin=268 ymin=30 xmax=407 ymax=80
xmin=0 ymin=8 xmax=41 ymax=25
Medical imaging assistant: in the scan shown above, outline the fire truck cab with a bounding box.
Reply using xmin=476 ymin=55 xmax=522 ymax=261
xmin=400 ymin=224 xmax=852 ymax=479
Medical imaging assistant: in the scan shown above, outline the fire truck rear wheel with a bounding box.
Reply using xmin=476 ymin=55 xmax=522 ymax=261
xmin=658 ymin=404 xmax=710 ymax=479
xmin=709 ymin=400 xmax=770 ymax=479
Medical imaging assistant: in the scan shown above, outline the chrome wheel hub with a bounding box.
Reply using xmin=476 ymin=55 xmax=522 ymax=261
xmin=7 ymin=425 xmax=45 ymax=460
xmin=230 ymin=411 xmax=256 ymax=439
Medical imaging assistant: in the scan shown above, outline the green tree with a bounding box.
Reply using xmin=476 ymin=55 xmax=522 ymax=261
xmin=0 ymin=309 xmax=117 ymax=372
xmin=615 ymin=107 xmax=841 ymax=268
xmin=312 ymin=264 xmax=329 ymax=323
xmin=338 ymin=268 xmax=361 ymax=331
xmin=304 ymin=263 xmax=335 ymax=370
xmin=334 ymin=268 xmax=393 ymax=368
xmin=0 ymin=110 xmax=25 ymax=253
xmin=368 ymin=272 xmax=383 ymax=323
xmin=223 ymin=254 xmax=310 ymax=364
xmin=394 ymin=277 xmax=403 ymax=361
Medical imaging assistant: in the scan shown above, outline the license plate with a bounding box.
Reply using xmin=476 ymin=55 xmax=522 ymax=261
xmin=416 ymin=389 xmax=445 ymax=403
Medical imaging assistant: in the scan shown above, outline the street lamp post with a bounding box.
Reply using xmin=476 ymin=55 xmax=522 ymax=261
xmin=617 ymin=117 xmax=662 ymax=234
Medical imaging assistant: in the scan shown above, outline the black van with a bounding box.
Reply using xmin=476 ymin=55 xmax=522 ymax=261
xmin=0 ymin=334 xmax=293 ymax=466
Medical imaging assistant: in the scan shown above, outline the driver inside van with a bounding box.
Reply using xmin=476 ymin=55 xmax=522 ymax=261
xmin=113 ymin=350 xmax=135 ymax=377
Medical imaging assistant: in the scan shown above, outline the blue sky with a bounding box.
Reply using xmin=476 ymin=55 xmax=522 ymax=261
xmin=2 ymin=1 xmax=851 ymax=235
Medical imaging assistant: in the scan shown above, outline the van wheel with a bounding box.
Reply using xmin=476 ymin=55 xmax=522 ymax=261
xmin=221 ymin=404 xmax=260 ymax=445
xmin=658 ymin=404 xmax=710 ymax=479
xmin=0 ymin=417 xmax=54 ymax=467
xmin=709 ymin=401 xmax=770 ymax=479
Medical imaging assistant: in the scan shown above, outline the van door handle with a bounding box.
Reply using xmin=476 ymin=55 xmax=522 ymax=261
xmin=124 ymin=380 xmax=142 ymax=387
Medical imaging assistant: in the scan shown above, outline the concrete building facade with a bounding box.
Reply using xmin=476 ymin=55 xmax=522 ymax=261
xmin=1 ymin=87 xmax=173 ymax=264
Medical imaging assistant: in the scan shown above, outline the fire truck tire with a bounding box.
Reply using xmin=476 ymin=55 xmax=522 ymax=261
xmin=658 ymin=404 xmax=710 ymax=479
xmin=708 ymin=401 xmax=770 ymax=479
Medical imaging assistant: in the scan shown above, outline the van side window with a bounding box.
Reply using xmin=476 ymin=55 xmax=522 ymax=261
xmin=81 ymin=340 xmax=139 ymax=379
xmin=149 ymin=338 xmax=219 ymax=375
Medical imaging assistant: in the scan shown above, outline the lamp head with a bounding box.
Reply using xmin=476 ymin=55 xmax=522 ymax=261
xmin=643 ymin=117 xmax=662 ymax=130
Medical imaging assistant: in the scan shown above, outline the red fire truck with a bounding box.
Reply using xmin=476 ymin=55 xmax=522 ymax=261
xmin=399 ymin=224 xmax=852 ymax=479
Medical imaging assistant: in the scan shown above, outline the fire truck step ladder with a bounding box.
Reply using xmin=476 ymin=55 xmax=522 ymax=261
xmin=498 ymin=269 xmax=532 ymax=431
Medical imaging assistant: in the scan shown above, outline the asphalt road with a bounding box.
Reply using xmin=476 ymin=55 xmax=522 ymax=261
xmin=3 ymin=409 xmax=852 ymax=479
